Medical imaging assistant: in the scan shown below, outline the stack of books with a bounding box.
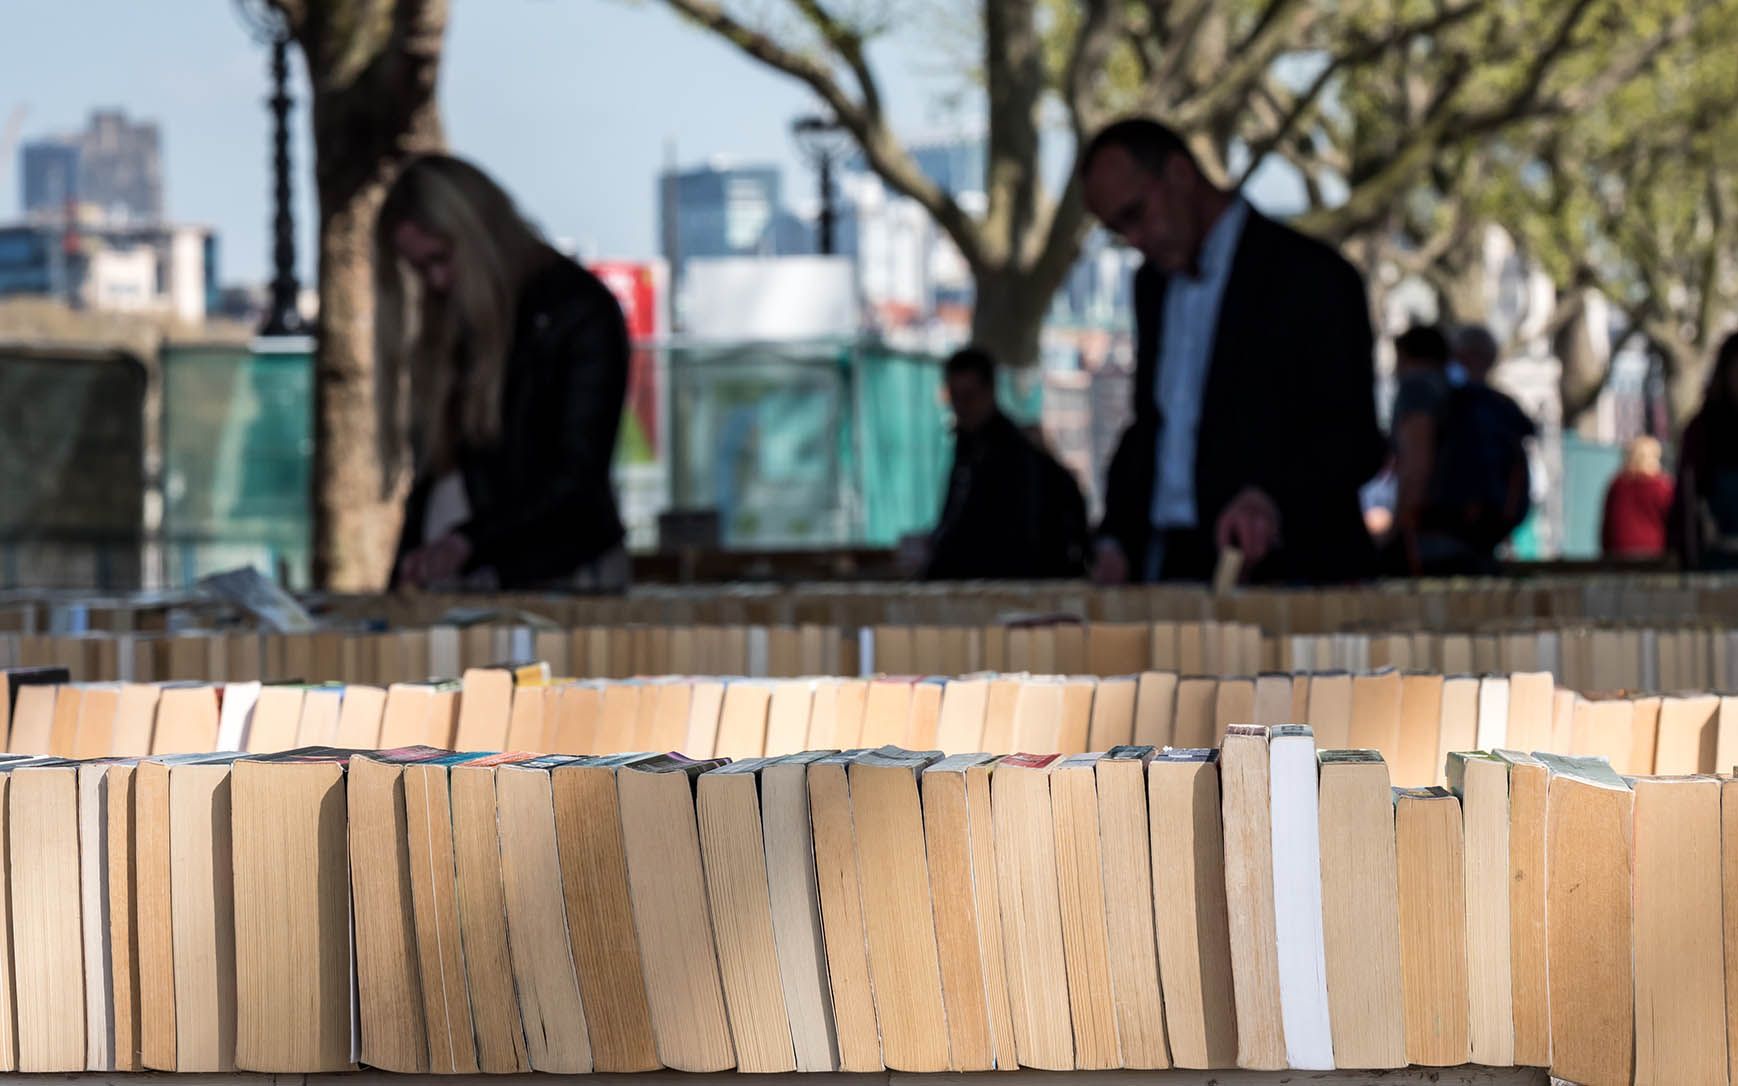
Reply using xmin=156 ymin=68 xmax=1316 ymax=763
xmin=0 ymin=729 xmax=1720 ymax=1086
xmin=7 ymin=664 xmax=1738 ymax=787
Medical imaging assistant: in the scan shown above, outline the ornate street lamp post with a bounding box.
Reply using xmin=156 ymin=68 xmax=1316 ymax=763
xmin=791 ymin=113 xmax=852 ymax=256
xmin=235 ymin=0 xmax=307 ymax=337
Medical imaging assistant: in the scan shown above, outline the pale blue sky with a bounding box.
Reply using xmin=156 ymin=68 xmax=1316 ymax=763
xmin=0 ymin=0 xmax=969 ymax=283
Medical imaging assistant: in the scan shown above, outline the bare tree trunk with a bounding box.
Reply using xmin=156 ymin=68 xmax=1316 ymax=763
xmin=290 ymin=0 xmax=448 ymax=590
xmin=969 ymin=268 xmax=1052 ymax=370
xmin=310 ymin=176 xmax=413 ymax=590
xmin=1555 ymin=290 xmax=1610 ymax=428
xmin=1431 ymin=231 xmax=1491 ymax=329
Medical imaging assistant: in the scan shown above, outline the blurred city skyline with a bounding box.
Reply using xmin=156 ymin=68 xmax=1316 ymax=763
xmin=0 ymin=0 xmax=970 ymax=284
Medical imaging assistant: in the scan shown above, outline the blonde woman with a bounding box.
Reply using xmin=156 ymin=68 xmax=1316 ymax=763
xmin=375 ymin=154 xmax=630 ymax=591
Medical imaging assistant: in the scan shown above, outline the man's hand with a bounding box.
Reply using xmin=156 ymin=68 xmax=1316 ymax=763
xmin=1091 ymin=539 xmax=1130 ymax=585
xmin=400 ymin=532 xmax=473 ymax=589
xmin=1215 ymin=487 xmax=1281 ymax=569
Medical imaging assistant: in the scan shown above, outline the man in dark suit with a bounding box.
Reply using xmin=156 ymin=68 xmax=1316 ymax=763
xmin=1081 ymin=118 xmax=1385 ymax=584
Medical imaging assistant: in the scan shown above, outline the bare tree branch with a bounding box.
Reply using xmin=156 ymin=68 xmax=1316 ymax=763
xmin=1237 ymin=0 xmax=1483 ymax=187
xmin=1062 ymin=0 xmax=1123 ymax=135
xmin=1172 ymin=3 xmax=1316 ymax=131
xmin=378 ymin=0 xmax=447 ymax=130
xmin=1545 ymin=7 xmax=1697 ymax=116
xmin=1233 ymin=0 xmax=1308 ymax=58
xmin=1297 ymin=0 xmax=1612 ymax=243
xmin=661 ymin=0 xmax=987 ymax=266
xmin=790 ymin=0 xmax=882 ymax=119
xmin=982 ymin=0 xmax=1043 ymax=266
xmin=1031 ymin=171 xmax=1091 ymax=298
xmin=1155 ymin=0 xmax=1220 ymax=94
xmin=1470 ymin=0 xmax=1601 ymax=125
xmin=269 ymin=0 xmax=308 ymax=32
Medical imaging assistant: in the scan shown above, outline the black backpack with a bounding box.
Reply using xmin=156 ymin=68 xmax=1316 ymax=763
xmin=1034 ymin=450 xmax=1089 ymax=577
xmin=1426 ymin=384 xmax=1533 ymax=548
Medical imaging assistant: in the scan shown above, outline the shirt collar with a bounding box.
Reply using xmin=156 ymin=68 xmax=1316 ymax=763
xmin=1192 ymin=194 xmax=1249 ymax=281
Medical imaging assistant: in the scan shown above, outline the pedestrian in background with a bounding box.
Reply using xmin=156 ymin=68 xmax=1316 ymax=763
xmin=1081 ymin=117 xmax=1383 ymax=586
xmin=1601 ymin=436 xmax=1674 ymax=560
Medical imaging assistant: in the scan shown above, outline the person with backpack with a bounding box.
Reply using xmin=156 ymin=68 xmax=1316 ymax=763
xmin=1389 ymin=324 xmax=1535 ymax=576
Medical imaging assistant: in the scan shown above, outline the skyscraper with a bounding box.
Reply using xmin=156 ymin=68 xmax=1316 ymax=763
xmin=17 ymin=109 xmax=164 ymax=223
xmin=19 ymin=138 xmax=79 ymax=216
xmin=79 ymin=109 xmax=163 ymax=222
xmin=658 ymin=161 xmax=809 ymax=286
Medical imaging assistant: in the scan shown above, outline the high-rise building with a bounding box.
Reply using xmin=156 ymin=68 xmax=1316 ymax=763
xmin=17 ymin=109 xmax=164 ymax=223
xmin=19 ymin=138 xmax=80 ymax=216
xmin=79 ymin=110 xmax=163 ymax=222
xmin=658 ymin=161 xmax=810 ymax=289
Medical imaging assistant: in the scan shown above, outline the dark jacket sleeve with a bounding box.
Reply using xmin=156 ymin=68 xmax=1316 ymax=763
xmin=1240 ymin=242 xmax=1382 ymax=582
xmin=457 ymin=290 xmax=629 ymax=573
xmin=1252 ymin=251 xmax=1382 ymax=503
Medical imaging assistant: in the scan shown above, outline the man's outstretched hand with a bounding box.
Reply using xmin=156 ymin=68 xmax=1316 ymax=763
xmin=1215 ymin=486 xmax=1281 ymax=570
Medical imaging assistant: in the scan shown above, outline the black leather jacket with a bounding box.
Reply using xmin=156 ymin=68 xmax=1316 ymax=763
xmin=392 ymin=253 xmax=629 ymax=589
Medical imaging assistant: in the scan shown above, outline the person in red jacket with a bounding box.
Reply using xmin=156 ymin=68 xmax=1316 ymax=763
xmin=1602 ymin=436 xmax=1674 ymax=559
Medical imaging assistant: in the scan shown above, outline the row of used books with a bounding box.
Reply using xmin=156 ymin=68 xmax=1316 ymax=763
xmin=8 ymin=617 xmax=1738 ymax=695
xmin=0 ymin=734 xmax=1708 ymax=1086
xmin=10 ymin=573 xmax=1738 ymax=634
xmin=6 ymin=664 xmax=1737 ymax=788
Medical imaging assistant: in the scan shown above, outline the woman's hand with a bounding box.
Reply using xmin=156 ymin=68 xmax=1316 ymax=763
xmin=400 ymin=532 xmax=473 ymax=589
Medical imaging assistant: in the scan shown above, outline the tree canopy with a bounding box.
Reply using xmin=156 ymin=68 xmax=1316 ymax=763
xmin=660 ymin=0 xmax=1734 ymax=412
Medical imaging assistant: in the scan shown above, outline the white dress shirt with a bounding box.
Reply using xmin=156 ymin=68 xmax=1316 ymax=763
xmin=1150 ymin=196 xmax=1250 ymax=529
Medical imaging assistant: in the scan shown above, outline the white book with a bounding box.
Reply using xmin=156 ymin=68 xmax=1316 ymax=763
xmin=1476 ymin=677 xmax=1510 ymax=750
xmin=116 ymin=634 xmax=137 ymax=681
xmin=508 ymin=626 xmax=534 ymax=665
xmin=428 ymin=626 xmax=461 ymax=680
xmin=1537 ymin=632 xmax=1562 ymax=681
xmin=78 ymin=765 xmax=114 ymax=1071
xmin=1639 ymin=630 xmax=1660 ymax=693
xmin=1344 ymin=634 xmax=1371 ymax=673
xmin=858 ymin=627 xmax=875 ymax=677
xmin=747 ymin=627 xmax=770 ymax=679
xmin=216 ymin=681 xmax=261 ymax=753
xmin=1269 ymin=725 xmax=1334 ymax=1069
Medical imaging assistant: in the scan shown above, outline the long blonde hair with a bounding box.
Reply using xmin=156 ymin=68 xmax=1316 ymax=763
xmin=374 ymin=154 xmax=552 ymax=488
